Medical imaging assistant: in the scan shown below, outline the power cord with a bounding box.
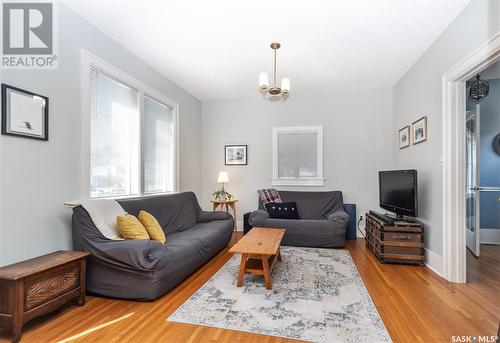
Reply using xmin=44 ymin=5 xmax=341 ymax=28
xmin=357 ymin=215 xmax=365 ymax=237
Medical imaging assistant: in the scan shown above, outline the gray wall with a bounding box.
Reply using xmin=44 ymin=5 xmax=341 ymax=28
xmin=0 ymin=4 xmax=202 ymax=266
xmin=201 ymin=89 xmax=394 ymax=228
xmin=393 ymin=0 xmax=500 ymax=256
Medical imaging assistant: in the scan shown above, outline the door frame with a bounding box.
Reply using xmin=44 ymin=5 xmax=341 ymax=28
xmin=442 ymin=32 xmax=500 ymax=283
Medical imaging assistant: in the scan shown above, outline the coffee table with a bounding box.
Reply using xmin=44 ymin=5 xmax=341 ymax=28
xmin=229 ymin=227 xmax=285 ymax=290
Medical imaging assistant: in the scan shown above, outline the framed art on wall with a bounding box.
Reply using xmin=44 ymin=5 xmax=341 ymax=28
xmin=398 ymin=125 xmax=410 ymax=149
xmin=1 ymin=84 xmax=49 ymax=141
xmin=225 ymin=145 xmax=247 ymax=165
xmin=412 ymin=116 xmax=427 ymax=144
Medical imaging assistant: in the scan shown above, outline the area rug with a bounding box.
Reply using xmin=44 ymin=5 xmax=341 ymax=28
xmin=167 ymin=247 xmax=392 ymax=343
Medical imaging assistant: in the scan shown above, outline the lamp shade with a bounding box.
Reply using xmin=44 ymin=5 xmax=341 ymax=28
xmin=259 ymin=72 xmax=269 ymax=88
xmin=217 ymin=171 xmax=229 ymax=183
xmin=281 ymin=77 xmax=290 ymax=92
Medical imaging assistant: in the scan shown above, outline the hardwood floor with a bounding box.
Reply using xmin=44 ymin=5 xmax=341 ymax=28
xmin=0 ymin=235 xmax=498 ymax=343
xmin=348 ymin=240 xmax=499 ymax=342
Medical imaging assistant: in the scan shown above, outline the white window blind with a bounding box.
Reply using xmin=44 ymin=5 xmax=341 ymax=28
xmin=90 ymin=70 xmax=140 ymax=198
xmin=88 ymin=64 xmax=177 ymax=198
xmin=143 ymin=96 xmax=175 ymax=194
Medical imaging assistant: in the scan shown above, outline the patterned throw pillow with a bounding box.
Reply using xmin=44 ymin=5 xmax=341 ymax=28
xmin=265 ymin=202 xmax=300 ymax=219
xmin=257 ymin=188 xmax=282 ymax=205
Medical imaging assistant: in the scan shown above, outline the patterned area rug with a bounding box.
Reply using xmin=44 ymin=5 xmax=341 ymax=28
xmin=167 ymin=247 xmax=392 ymax=343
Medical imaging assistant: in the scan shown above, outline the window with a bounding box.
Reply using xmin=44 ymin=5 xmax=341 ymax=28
xmin=272 ymin=126 xmax=324 ymax=186
xmin=83 ymin=51 xmax=178 ymax=198
xmin=143 ymin=96 xmax=175 ymax=194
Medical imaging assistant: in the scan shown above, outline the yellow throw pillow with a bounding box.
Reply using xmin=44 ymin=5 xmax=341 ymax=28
xmin=116 ymin=214 xmax=150 ymax=240
xmin=138 ymin=211 xmax=166 ymax=244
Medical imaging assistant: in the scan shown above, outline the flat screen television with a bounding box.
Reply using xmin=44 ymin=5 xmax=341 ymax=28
xmin=379 ymin=169 xmax=418 ymax=218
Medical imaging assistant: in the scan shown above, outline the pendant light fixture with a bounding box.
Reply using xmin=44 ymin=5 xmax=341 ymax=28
xmin=259 ymin=42 xmax=290 ymax=100
xmin=469 ymin=74 xmax=489 ymax=103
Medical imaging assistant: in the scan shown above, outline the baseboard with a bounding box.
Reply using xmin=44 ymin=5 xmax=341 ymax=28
xmin=424 ymin=248 xmax=443 ymax=277
xmin=235 ymin=220 xmax=243 ymax=232
xmin=480 ymin=228 xmax=500 ymax=245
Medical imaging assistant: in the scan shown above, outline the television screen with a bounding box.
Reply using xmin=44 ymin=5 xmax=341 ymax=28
xmin=379 ymin=170 xmax=418 ymax=217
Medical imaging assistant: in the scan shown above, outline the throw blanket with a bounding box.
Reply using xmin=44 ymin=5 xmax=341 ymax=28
xmin=65 ymin=199 xmax=126 ymax=240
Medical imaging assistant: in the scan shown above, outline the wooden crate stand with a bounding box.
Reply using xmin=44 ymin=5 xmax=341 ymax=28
xmin=365 ymin=212 xmax=424 ymax=265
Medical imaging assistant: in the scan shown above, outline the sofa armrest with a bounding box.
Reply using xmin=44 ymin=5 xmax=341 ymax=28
xmin=327 ymin=209 xmax=350 ymax=225
xmin=197 ymin=210 xmax=232 ymax=223
xmin=248 ymin=210 xmax=269 ymax=226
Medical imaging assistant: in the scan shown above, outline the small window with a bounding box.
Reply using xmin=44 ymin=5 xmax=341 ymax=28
xmin=272 ymin=126 xmax=324 ymax=186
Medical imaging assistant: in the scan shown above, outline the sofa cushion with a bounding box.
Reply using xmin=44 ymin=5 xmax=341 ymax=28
xmin=161 ymin=220 xmax=234 ymax=265
xmin=265 ymin=202 xmax=300 ymax=219
xmin=116 ymin=214 xmax=150 ymax=240
xmin=249 ymin=216 xmax=345 ymax=248
xmin=139 ymin=211 xmax=166 ymax=244
xmin=118 ymin=192 xmax=200 ymax=234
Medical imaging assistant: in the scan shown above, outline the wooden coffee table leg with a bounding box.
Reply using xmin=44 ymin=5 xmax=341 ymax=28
xmin=277 ymin=247 xmax=282 ymax=261
xmin=237 ymin=254 xmax=247 ymax=287
xmin=261 ymin=255 xmax=272 ymax=290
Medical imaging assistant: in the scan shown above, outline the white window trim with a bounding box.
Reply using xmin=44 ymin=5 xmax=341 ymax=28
xmin=81 ymin=49 xmax=179 ymax=198
xmin=271 ymin=125 xmax=325 ymax=187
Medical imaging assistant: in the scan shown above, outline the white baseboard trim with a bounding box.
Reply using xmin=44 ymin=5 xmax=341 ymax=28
xmin=424 ymin=248 xmax=443 ymax=277
xmin=235 ymin=220 xmax=243 ymax=232
xmin=480 ymin=228 xmax=500 ymax=245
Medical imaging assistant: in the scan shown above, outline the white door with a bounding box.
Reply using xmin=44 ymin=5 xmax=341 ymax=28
xmin=465 ymin=108 xmax=480 ymax=256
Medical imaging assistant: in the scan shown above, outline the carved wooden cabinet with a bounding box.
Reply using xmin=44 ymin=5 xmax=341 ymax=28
xmin=0 ymin=251 xmax=90 ymax=342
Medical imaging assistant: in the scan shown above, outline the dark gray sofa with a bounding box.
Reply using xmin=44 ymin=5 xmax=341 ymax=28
xmin=71 ymin=192 xmax=233 ymax=300
xmin=249 ymin=191 xmax=349 ymax=248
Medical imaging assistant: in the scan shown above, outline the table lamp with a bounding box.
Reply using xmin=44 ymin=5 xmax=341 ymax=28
xmin=217 ymin=171 xmax=229 ymax=191
xmin=213 ymin=172 xmax=232 ymax=200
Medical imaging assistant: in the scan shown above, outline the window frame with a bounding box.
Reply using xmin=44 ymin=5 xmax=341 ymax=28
xmin=271 ymin=125 xmax=325 ymax=187
xmin=81 ymin=50 xmax=179 ymax=198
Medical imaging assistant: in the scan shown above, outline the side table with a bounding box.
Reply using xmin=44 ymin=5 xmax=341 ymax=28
xmin=211 ymin=199 xmax=238 ymax=231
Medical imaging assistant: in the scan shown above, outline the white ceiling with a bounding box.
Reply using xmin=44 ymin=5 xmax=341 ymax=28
xmin=64 ymin=0 xmax=470 ymax=101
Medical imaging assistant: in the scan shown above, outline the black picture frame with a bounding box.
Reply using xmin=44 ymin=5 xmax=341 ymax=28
xmin=225 ymin=144 xmax=248 ymax=165
xmin=1 ymin=83 xmax=49 ymax=141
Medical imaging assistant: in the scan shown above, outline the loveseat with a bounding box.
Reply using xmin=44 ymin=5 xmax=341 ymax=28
xmin=249 ymin=191 xmax=351 ymax=248
xmin=71 ymin=192 xmax=233 ymax=300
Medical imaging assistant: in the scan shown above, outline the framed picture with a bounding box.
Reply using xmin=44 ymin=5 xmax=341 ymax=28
xmin=225 ymin=145 xmax=247 ymax=165
xmin=398 ymin=125 xmax=410 ymax=149
xmin=412 ymin=116 xmax=427 ymax=144
xmin=1 ymin=84 xmax=49 ymax=141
